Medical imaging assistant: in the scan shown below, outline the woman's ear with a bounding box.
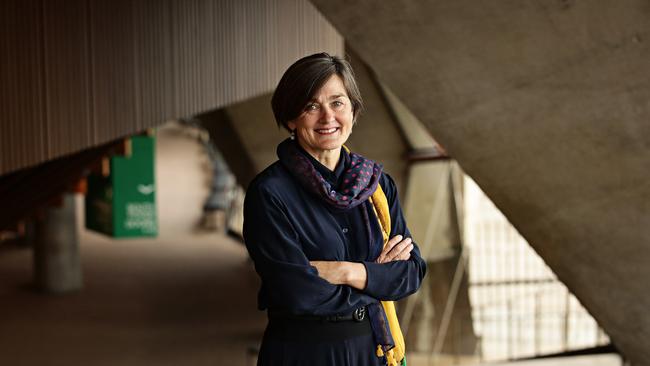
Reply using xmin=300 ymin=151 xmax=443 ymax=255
xmin=287 ymin=120 xmax=296 ymax=131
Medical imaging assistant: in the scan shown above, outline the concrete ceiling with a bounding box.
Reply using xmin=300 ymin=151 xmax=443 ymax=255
xmin=310 ymin=0 xmax=650 ymax=364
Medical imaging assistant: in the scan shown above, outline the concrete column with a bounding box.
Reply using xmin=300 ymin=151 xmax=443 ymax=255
xmin=33 ymin=193 xmax=83 ymax=293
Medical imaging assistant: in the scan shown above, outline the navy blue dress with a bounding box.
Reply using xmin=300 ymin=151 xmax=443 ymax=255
xmin=243 ymin=146 xmax=427 ymax=365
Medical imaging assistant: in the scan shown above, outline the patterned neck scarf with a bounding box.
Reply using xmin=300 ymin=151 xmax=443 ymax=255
xmin=277 ymin=138 xmax=382 ymax=211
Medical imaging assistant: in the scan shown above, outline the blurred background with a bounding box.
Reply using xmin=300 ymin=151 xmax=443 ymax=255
xmin=1 ymin=1 xmax=648 ymax=365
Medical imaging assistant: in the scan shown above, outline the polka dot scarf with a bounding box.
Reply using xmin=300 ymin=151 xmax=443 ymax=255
xmin=277 ymin=138 xmax=383 ymax=210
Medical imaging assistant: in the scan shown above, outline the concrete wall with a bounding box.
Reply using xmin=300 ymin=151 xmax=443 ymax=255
xmin=310 ymin=1 xmax=650 ymax=364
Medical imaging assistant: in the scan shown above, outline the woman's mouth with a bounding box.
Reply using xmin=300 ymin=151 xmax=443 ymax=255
xmin=315 ymin=127 xmax=339 ymax=135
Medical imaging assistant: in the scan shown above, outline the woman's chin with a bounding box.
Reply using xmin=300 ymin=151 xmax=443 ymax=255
xmin=308 ymin=136 xmax=341 ymax=149
xmin=318 ymin=141 xmax=346 ymax=152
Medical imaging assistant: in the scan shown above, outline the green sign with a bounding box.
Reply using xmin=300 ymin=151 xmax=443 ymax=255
xmin=85 ymin=135 xmax=158 ymax=238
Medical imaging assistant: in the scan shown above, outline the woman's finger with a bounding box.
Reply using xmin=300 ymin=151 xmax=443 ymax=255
xmin=377 ymin=235 xmax=403 ymax=263
xmin=395 ymin=244 xmax=413 ymax=261
xmin=385 ymin=235 xmax=403 ymax=250
xmin=386 ymin=237 xmax=412 ymax=261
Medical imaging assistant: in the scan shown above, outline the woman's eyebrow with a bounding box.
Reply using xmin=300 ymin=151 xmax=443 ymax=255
xmin=308 ymin=94 xmax=347 ymax=102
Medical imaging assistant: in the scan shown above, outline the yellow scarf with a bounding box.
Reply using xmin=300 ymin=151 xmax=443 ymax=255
xmin=369 ymin=184 xmax=406 ymax=366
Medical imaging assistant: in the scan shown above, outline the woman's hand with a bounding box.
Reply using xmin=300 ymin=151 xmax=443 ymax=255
xmin=309 ymin=261 xmax=367 ymax=290
xmin=376 ymin=235 xmax=413 ymax=264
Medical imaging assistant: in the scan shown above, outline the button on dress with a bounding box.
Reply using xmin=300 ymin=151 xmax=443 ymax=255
xmin=243 ymin=146 xmax=427 ymax=366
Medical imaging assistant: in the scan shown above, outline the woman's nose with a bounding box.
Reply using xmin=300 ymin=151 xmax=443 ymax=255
xmin=320 ymin=106 xmax=335 ymax=122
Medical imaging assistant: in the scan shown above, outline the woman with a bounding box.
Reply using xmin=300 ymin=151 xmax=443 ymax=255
xmin=243 ymin=53 xmax=427 ymax=366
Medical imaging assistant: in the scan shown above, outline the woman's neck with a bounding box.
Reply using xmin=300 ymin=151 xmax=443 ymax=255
xmin=314 ymin=150 xmax=340 ymax=171
xmin=298 ymin=141 xmax=341 ymax=171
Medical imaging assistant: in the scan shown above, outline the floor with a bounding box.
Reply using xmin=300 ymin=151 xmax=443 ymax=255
xmin=0 ymin=229 xmax=623 ymax=366
xmin=0 ymin=229 xmax=266 ymax=366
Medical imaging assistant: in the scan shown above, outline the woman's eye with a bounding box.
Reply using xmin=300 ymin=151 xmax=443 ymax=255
xmin=332 ymin=100 xmax=344 ymax=108
xmin=305 ymin=103 xmax=319 ymax=112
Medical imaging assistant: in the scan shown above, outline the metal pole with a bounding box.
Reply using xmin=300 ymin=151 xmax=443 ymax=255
xmin=534 ymin=291 xmax=541 ymax=356
xmin=507 ymin=300 xmax=513 ymax=360
xmin=430 ymin=166 xmax=468 ymax=363
xmin=563 ymin=289 xmax=570 ymax=351
xmin=430 ymin=248 xmax=467 ymax=362
xmin=401 ymin=163 xmax=451 ymax=336
xmin=476 ymin=306 xmax=480 ymax=362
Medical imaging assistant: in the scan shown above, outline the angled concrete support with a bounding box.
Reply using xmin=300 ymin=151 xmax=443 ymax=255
xmin=33 ymin=194 xmax=83 ymax=293
xmin=310 ymin=1 xmax=650 ymax=363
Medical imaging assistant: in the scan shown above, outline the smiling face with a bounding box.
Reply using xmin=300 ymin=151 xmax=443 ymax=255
xmin=287 ymin=74 xmax=354 ymax=161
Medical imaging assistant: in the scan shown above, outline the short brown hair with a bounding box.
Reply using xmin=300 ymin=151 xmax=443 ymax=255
xmin=271 ymin=53 xmax=363 ymax=131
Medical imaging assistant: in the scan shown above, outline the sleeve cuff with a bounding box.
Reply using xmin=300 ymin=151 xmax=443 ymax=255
xmin=361 ymin=261 xmax=389 ymax=299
